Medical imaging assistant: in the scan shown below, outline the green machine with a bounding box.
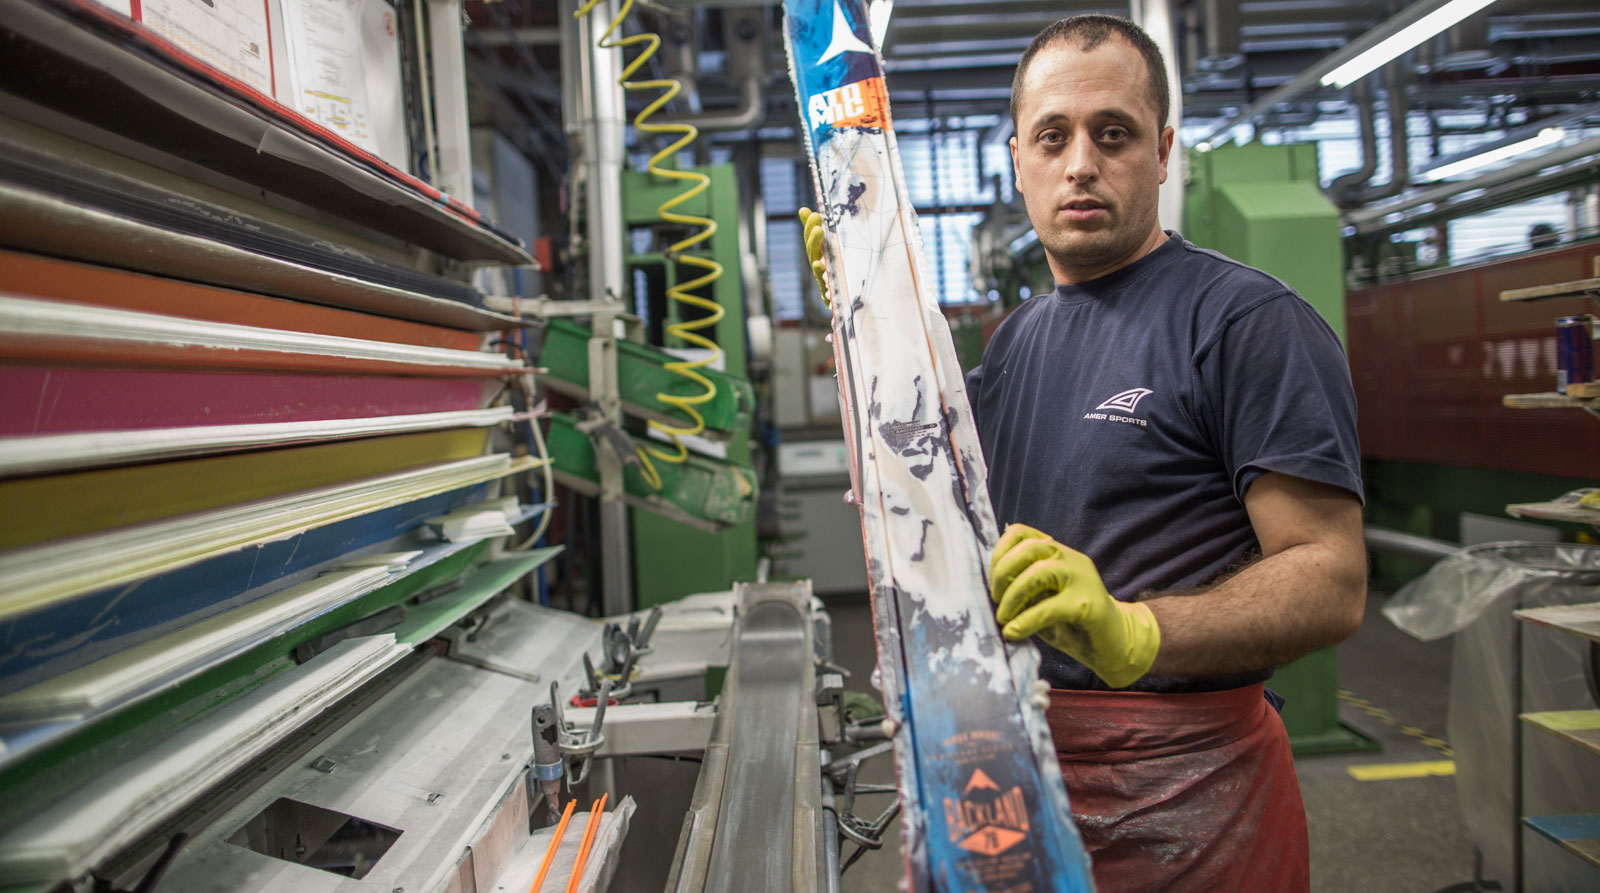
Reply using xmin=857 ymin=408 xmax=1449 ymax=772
xmin=621 ymin=163 xmax=759 ymax=608
xmin=540 ymin=161 xmax=759 ymax=610
xmin=1184 ymin=142 xmax=1375 ymax=754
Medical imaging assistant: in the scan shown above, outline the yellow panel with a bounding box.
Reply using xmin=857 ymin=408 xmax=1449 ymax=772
xmin=0 ymin=428 xmax=489 ymax=548
xmin=1526 ymin=710 xmax=1600 ymax=732
xmin=1346 ymin=760 xmax=1456 ymax=782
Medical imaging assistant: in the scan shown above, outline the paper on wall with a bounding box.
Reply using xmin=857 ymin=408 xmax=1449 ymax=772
xmin=86 ymin=0 xmax=135 ymax=16
xmin=279 ymin=0 xmax=378 ymax=153
xmin=138 ymin=0 xmax=275 ymax=96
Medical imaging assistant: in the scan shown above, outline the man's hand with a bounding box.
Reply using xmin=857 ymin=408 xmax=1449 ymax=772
xmin=990 ymin=523 xmax=1161 ymax=689
xmin=798 ymin=207 xmax=830 ymax=306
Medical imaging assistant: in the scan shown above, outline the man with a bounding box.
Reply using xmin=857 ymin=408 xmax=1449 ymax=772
xmin=805 ymin=14 xmax=1365 ymax=891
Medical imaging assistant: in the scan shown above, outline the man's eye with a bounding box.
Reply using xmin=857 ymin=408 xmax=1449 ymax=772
xmin=1101 ymin=127 xmax=1128 ymax=142
xmin=1039 ymin=131 xmax=1064 ymax=144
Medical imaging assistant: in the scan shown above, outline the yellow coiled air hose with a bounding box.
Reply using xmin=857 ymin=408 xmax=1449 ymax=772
xmin=574 ymin=0 xmax=725 ymax=492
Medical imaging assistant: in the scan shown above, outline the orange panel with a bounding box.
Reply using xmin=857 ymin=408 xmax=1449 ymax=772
xmin=0 ymin=249 xmax=483 ymax=350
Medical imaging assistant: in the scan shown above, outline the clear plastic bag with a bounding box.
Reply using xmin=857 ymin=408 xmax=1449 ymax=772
xmin=1383 ymin=542 xmax=1600 ymax=889
xmin=1382 ymin=542 xmax=1600 ymax=642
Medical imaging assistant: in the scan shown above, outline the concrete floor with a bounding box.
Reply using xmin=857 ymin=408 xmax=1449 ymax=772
xmin=823 ymin=591 xmax=1487 ymax=893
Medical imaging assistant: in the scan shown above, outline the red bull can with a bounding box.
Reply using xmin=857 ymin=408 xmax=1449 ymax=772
xmin=1557 ymin=315 xmax=1595 ymax=394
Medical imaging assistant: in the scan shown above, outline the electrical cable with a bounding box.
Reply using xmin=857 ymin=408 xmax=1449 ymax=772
xmin=574 ymin=0 xmax=725 ymax=492
xmin=496 ymin=307 xmax=555 ymax=551
xmin=511 ymin=384 xmax=558 ymax=550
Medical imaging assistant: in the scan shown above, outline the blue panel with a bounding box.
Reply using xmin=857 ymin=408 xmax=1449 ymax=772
xmin=0 ymin=483 xmax=489 ymax=695
xmin=1526 ymin=813 xmax=1600 ymax=843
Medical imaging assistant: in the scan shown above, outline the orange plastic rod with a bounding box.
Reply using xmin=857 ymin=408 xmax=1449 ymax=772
xmin=528 ymin=798 xmax=578 ymax=893
xmin=563 ymin=793 xmax=609 ymax=893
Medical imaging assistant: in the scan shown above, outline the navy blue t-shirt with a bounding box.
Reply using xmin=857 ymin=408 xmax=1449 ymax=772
xmin=965 ymin=232 xmax=1363 ymax=693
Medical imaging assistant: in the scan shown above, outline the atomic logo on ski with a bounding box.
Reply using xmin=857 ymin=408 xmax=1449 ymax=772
xmin=945 ymin=768 xmax=1031 ymax=857
xmin=817 ymin=0 xmax=874 ymax=62
xmin=808 ymin=78 xmax=890 ymax=131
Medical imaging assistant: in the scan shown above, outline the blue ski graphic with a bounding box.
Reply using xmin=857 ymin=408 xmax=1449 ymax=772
xmin=781 ymin=2 xmax=1096 ymax=890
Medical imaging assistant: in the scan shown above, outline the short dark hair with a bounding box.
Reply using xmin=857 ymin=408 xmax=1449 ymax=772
xmin=1010 ymin=15 xmax=1170 ymax=132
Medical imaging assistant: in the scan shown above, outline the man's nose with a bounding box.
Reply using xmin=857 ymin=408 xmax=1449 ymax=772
xmin=1062 ymin=134 xmax=1098 ymax=183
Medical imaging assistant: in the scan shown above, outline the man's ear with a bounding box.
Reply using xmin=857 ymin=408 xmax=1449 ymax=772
xmin=1010 ymin=135 xmax=1023 ymax=195
xmin=1156 ymin=125 xmax=1175 ymax=185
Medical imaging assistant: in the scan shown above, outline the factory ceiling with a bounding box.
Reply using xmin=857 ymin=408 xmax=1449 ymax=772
xmin=465 ymin=0 xmax=1600 ymax=154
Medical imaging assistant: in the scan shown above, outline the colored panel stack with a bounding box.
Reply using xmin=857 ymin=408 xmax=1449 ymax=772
xmin=0 ymin=6 xmax=557 ymax=874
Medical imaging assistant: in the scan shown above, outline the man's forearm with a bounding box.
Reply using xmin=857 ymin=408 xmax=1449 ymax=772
xmin=1141 ymin=541 xmax=1366 ymax=678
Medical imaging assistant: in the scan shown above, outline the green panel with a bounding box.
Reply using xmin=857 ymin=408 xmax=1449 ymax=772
xmin=631 ymin=512 xmax=757 ymax=609
xmin=396 ymin=548 xmax=561 ymax=644
xmin=1273 ymin=649 xmax=1381 ymax=756
xmin=622 ymin=162 xmax=760 ymax=604
xmin=1184 ymin=144 xmax=1345 ymax=339
xmin=1187 ymin=144 xmax=1370 ymax=753
xmin=1185 ymin=143 xmax=1325 ymax=243
xmin=540 ymin=318 xmax=754 ymax=438
xmin=1364 ymin=459 xmax=1598 ymax=584
xmin=623 ymin=163 xmax=748 ymax=381
xmin=0 ymin=543 xmax=487 ymax=836
xmin=623 ymin=168 xmax=715 ymax=221
xmin=546 ymin=412 xmax=757 ymax=527
xmin=1215 ymin=180 xmax=1346 ymax=342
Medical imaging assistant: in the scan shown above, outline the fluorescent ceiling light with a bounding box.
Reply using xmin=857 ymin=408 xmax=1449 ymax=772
xmin=1420 ymin=127 xmax=1566 ymax=182
xmin=1321 ymin=0 xmax=1500 ymax=88
xmin=869 ymin=0 xmax=893 ymax=50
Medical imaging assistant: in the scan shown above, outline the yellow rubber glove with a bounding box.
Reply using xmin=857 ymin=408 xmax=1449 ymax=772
xmin=798 ymin=206 xmax=830 ymax=307
xmin=990 ymin=523 xmax=1161 ymax=689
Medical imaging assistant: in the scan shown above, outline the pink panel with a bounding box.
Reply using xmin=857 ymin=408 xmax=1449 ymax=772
xmin=0 ymin=367 xmax=485 ymax=435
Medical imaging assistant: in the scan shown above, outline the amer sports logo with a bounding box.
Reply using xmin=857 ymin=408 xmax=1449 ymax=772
xmin=1084 ymin=388 xmax=1153 ymax=427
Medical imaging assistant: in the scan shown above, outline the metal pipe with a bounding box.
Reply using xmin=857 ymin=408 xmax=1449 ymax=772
xmin=471 ymin=26 xmax=560 ymax=46
xmin=656 ymin=76 xmax=765 ymax=131
xmin=563 ymin=0 xmax=633 ymax=616
xmin=1351 ymin=152 xmax=1600 ymax=237
xmin=657 ymin=8 xmax=767 ymax=133
xmin=1363 ymin=526 xmax=1460 ymax=564
xmin=412 ymin=0 xmax=439 ymax=188
xmin=820 ymin=751 xmax=842 ymax=893
xmin=1195 ymin=0 xmax=1494 ymax=147
xmin=1199 ymin=0 xmax=1243 ymax=71
xmin=426 ymin=0 xmax=475 ymax=204
xmin=1139 ymin=0 xmax=1185 ymax=232
xmin=1346 ymin=61 xmax=1411 ymax=206
xmin=1345 ymin=133 xmax=1600 ymax=230
xmin=1326 ymin=79 xmax=1378 ymax=208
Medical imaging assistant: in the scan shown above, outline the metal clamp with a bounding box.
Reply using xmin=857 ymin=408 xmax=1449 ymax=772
xmin=530 ymin=677 xmax=612 ymax=823
xmin=627 ymin=605 xmax=664 ymax=655
xmin=556 ymin=681 xmax=604 ymax=780
xmin=578 ymin=613 xmax=654 ymax=701
xmin=824 ymin=741 xmax=901 ymax=869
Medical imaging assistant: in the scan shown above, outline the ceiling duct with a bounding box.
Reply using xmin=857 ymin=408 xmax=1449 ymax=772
xmin=661 ymin=17 xmax=701 ymax=107
xmin=1442 ymin=8 xmax=1493 ymax=66
xmin=1198 ymin=0 xmax=1243 ymax=71
xmin=655 ymin=7 xmax=768 ymax=132
xmin=1326 ymin=79 xmax=1379 ymax=209
xmin=1342 ymin=62 xmax=1412 ymax=208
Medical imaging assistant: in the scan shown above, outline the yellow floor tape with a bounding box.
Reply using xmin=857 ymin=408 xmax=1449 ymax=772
xmin=1346 ymin=760 xmax=1457 ymax=781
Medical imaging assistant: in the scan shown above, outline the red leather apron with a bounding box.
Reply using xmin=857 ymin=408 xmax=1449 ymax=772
xmin=1047 ymin=684 xmax=1310 ymax=892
